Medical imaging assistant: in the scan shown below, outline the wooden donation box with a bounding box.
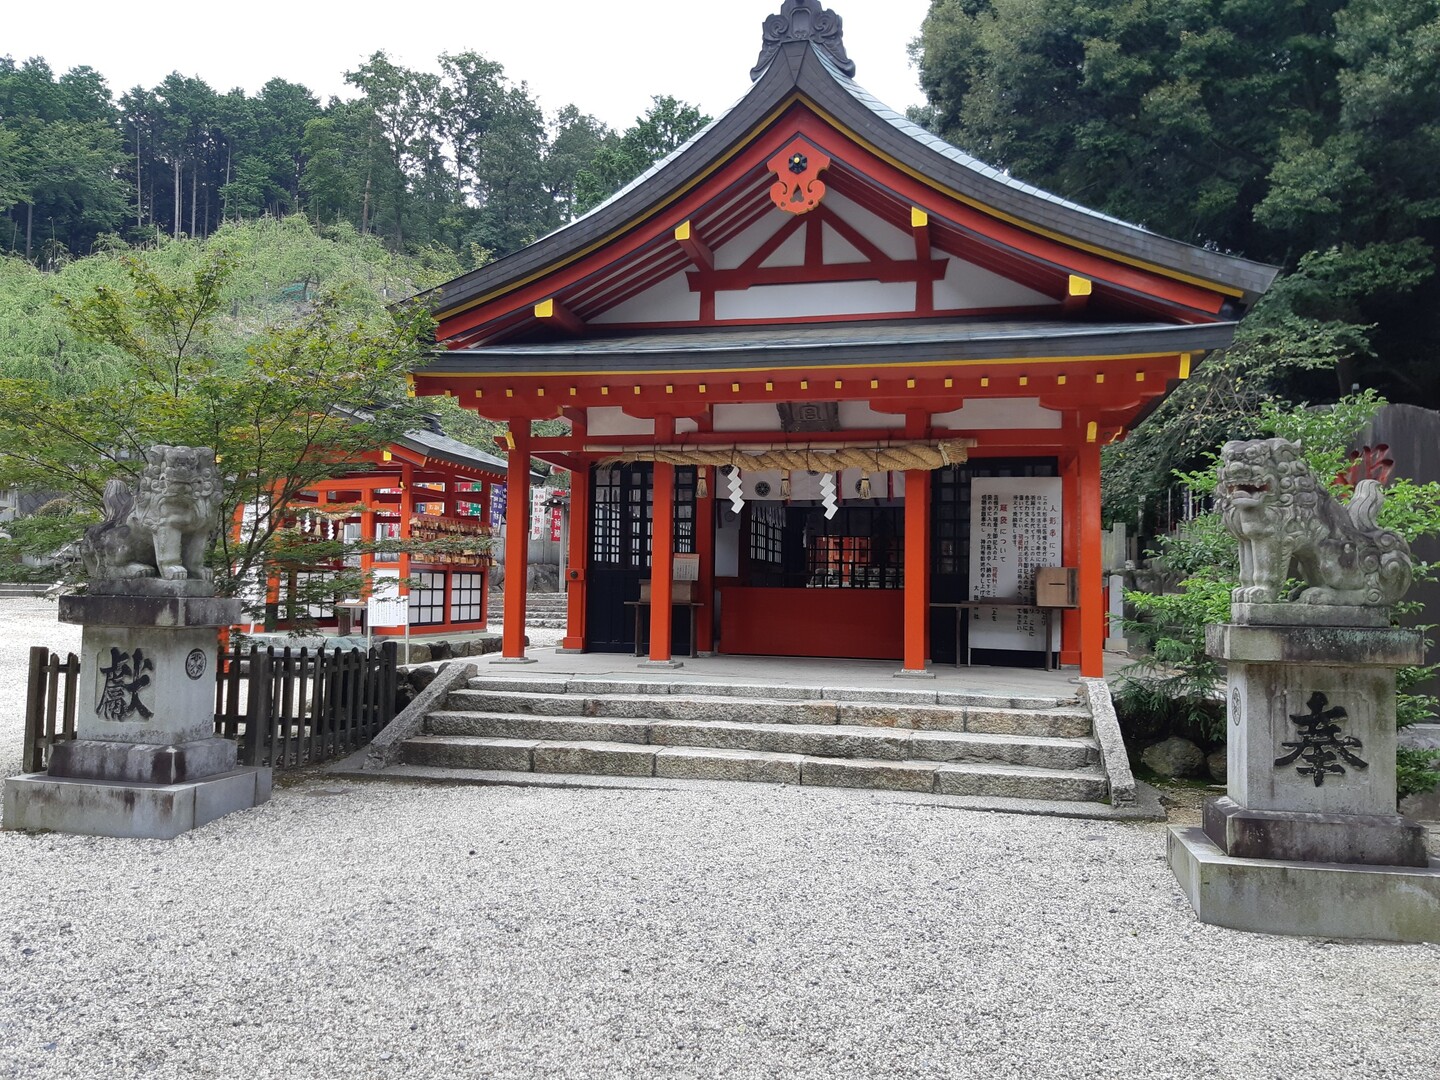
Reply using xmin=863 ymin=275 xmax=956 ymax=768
xmin=1035 ymin=567 xmax=1078 ymax=608
xmin=639 ymin=580 xmax=697 ymax=603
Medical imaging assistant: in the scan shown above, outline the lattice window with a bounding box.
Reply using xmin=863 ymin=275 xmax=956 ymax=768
xmin=409 ymin=571 xmax=446 ymax=626
xmin=591 ymin=467 xmax=622 ymax=566
xmin=932 ymin=466 xmax=966 ymax=578
xmin=449 ymin=572 xmax=484 ymax=623
xmin=626 ymin=465 xmax=653 ymax=569
xmin=674 ymin=467 xmax=697 ymax=555
xmin=749 ymin=504 xmax=785 ymax=565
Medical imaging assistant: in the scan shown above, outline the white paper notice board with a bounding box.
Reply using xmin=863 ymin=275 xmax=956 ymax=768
xmin=967 ymin=477 xmax=1063 ymax=653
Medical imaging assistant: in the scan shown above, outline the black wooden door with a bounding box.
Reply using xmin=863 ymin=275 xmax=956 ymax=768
xmin=585 ymin=463 xmax=696 ymax=653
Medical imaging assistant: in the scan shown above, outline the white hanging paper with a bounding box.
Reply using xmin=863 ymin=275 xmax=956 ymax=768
xmin=819 ymin=472 xmax=838 ymax=520
xmin=727 ymin=467 xmax=746 ymax=514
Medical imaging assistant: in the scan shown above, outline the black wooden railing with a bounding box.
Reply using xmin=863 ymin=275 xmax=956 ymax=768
xmin=19 ymin=642 xmax=399 ymax=774
xmin=215 ymin=643 xmax=400 ymax=769
xmin=22 ymin=647 xmax=79 ymax=773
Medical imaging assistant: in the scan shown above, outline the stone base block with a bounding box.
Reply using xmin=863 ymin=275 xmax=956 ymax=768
xmin=47 ymin=738 xmax=238 ymax=785
xmin=1230 ymin=603 xmax=1390 ymax=628
xmin=489 ymin=656 xmax=538 ymax=666
xmin=3 ymin=767 xmax=271 ymax=840
xmin=1168 ymin=826 xmax=1440 ymax=943
xmin=1204 ymin=796 xmax=1427 ymax=867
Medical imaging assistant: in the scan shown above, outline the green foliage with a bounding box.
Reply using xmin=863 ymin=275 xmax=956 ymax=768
xmin=914 ymin=0 xmax=1440 ymax=450
xmin=1116 ymin=516 xmax=1234 ymax=743
xmin=0 ymin=234 xmax=443 ymax=615
xmin=2 ymin=45 xmax=685 ymax=266
xmin=574 ymin=97 xmax=711 ymax=216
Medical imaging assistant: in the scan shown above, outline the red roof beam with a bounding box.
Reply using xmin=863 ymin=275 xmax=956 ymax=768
xmin=532 ymin=297 xmax=586 ymax=336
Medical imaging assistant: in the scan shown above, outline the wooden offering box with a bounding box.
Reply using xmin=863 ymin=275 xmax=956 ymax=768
xmin=1036 ymin=567 xmax=1079 ymax=608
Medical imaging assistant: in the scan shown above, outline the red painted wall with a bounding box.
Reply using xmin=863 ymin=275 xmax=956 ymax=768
xmin=719 ymin=586 xmax=904 ymax=660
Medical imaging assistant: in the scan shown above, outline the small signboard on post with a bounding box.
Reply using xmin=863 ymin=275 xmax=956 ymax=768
xmin=366 ymin=570 xmax=407 ymax=628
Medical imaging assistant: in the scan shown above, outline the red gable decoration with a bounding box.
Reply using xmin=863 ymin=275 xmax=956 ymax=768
xmin=1338 ymin=445 xmax=1395 ymax=489
xmin=768 ymin=140 xmax=831 ymax=215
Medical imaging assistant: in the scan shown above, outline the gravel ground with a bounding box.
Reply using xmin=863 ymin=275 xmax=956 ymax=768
xmin=2 ymin=598 xmax=1438 ymax=1080
xmin=0 ymin=598 xmax=81 ymax=781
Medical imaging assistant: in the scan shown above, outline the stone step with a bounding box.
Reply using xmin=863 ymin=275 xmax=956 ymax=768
xmin=429 ymin=712 xmax=654 ymax=745
xmin=398 ymin=736 xmax=1106 ymax=800
xmin=463 ymin=675 xmax=1071 ymax=712
xmin=444 ymin=689 xmax=1091 ymax=739
xmin=426 ymin=711 xmax=1097 ymax=770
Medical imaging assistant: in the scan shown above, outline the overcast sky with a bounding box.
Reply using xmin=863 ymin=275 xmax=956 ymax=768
xmin=5 ymin=0 xmax=934 ymax=130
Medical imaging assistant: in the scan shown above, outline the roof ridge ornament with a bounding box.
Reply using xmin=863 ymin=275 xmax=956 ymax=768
xmin=751 ymin=0 xmax=856 ymax=81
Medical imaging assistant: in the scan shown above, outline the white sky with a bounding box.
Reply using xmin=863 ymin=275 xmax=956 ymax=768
xmin=5 ymin=0 xmax=934 ymax=131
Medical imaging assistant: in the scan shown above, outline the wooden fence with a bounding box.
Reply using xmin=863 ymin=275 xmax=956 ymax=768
xmin=22 ymin=647 xmax=79 ymax=773
xmin=19 ymin=642 xmax=398 ymax=774
xmin=215 ymin=643 xmax=400 ymax=770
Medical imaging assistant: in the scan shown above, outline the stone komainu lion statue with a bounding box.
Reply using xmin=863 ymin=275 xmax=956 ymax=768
xmin=80 ymin=445 xmax=221 ymax=582
xmin=1216 ymin=438 xmax=1412 ymax=607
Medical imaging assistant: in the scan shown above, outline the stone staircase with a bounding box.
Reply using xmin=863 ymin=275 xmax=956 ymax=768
xmin=491 ymin=590 xmax=568 ymax=629
xmin=393 ymin=675 xmax=1111 ymax=804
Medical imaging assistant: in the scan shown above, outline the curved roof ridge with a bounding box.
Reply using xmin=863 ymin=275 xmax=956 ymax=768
xmin=420 ymin=37 xmax=1277 ymax=323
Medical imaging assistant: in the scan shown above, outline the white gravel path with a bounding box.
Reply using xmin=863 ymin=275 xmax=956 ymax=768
xmin=2 ymin=598 xmax=1438 ymax=1079
xmin=0 ymin=598 xmax=81 ymax=781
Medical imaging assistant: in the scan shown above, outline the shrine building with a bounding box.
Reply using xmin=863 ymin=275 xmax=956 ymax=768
xmin=409 ymin=0 xmax=1278 ymax=678
xmin=260 ymin=423 xmax=513 ymax=639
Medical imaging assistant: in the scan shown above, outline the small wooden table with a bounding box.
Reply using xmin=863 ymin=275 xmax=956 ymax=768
xmin=625 ymin=600 xmax=704 ymax=658
xmin=930 ymin=600 xmax=1067 ymax=671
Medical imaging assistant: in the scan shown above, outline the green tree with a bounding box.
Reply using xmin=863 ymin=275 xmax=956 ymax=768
xmin=545 ymin=105 xmax=611 ymax=223
xmin=911 ymin=0 xmax=1440 ymax=416
xmin=1 ymin=56 xmax=129 ymax=260
xmin=0 ymin=242 xmax=435 ymax=609
xmin=574 ymin=96 xmax=710 ymax=215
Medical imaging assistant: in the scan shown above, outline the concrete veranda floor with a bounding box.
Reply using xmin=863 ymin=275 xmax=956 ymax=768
xmin=475 ymin=643 xmax=1133 ymax=699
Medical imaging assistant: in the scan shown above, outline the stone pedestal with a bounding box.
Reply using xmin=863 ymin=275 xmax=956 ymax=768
xmin=1168 ymin=617 xmax=1440 ymax=942
xmin=3 ymin=585 xmax=270 ymax=839
xmin=1205 ymin=622 xmax=1423 ymax=862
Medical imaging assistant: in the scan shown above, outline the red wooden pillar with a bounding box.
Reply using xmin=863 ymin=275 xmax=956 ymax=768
xmin=900 ymin=410 xmax=932 ymax=676
xmin=1060 ymin=450 xmax=1081 ymax=667
xmin=501 ymin=420 xmax=533 ymax=661
xmin=901 ymin=469 xmax=931 ymax=674
xmin=479 ymin=480 xmax=493 ymax=628
xmin=647 ymin=417 xmax=678 ymax=665
xmin=359 ymin=500 xmax=376 ymax=602
xmin=399 ymin=463 xmax=415 ymax=631
xmin=1077 ymin=428 xmax=1105 ymax=678
xmin=695 ymin=466 xmax=716 ymax=654
xmin=562 ymin=466 xmax=589 ymax=652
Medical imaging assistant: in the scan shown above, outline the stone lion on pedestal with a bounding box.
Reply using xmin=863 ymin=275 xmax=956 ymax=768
xmin=80 ymin=445 xmax=221 ymax=582
xmin=1216 ymin=438 xmax=1411 ymax=608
